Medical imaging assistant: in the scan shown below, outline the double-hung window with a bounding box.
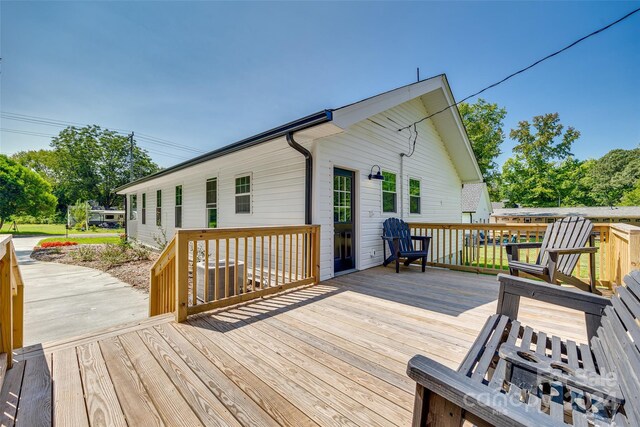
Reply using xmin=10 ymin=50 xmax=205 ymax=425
xmin=141 ymin=193 xmax=146 ymax=224
xmin=156 ymin=190 xmax=162 ymax=226
xmin=175 ymin=185 xmax=183 ymax=228
xmin=129 ymin=195 xmax=137 ymax=220
xmin=382 ymin=171 xmax=397 ymax=213
xmin=235 ymin=175 xmax=251 ymax=214
xmin=206 ymin=178 xmax=218 ymax=228
xmin=409 ymin=178 xmax=421 ymax=214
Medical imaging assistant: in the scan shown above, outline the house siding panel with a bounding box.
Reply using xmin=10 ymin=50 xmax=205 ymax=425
xmin=314 ymin=98 xmax=462 ymax=280
xmin=123 ymin=138 xmax=306 ymax=248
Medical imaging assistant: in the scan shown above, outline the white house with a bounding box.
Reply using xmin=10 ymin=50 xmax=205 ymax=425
xmin=461 ymin=183 xmax=493 ymax=223
xmin=116 ymin=75 xmax=483 ymax=280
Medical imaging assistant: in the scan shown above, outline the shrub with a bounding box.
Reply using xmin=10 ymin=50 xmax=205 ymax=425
xmin=101 ymin=244 xmax=129 ymax=268
xmin=70 ymin=245 xmax=98 ymax=262
xmin=89 ymin=225 xmax=98 ymax=232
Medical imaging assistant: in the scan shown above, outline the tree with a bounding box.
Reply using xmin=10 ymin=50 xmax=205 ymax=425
xmin=581 ymin=148 xmax=640 ymax=206
xmin=51 ymin=126 xmax=160 ymax=208
xmin=501 ymin=113 xmax=580 ymax=207
xmin=458 ymin=99 xmax=507 ymax=199
xmin=620 ymin=178 xmax=640 ymax=206
xmin=0 ymin=155 xmax=57 ymax=229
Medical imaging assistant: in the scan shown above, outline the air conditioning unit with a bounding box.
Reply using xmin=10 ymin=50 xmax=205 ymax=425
xmin=196 ymin=260 xmax=245 ymax=302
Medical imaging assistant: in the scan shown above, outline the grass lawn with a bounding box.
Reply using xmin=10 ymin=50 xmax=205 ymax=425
xmin=37 ymin=236 xmax=121 ymax=246
xmin=465 ymin=242 xmax=601 ymax=280
xmin=0 ymin=223 xmax=123 ymax=236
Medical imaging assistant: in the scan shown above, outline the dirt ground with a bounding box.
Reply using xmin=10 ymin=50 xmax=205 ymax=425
xmin=31 ymin=245 xmax=158 ymax=292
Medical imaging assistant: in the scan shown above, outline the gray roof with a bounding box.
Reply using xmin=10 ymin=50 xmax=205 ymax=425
xmin=461 ymin=183 xmax=488 ymax=212
xmin=491 ymin=201 xmax=506 ymax=210
xmin=492 ymin=206 xmax=640 ymax=218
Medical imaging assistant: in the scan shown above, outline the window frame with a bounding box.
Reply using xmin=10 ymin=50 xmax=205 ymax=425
xmin=129 ymin=194 xmax=137 ymax=220
xmin=141 ymin=193 xmax=146 ymax=225
xmin=381 ymin=170 xmax=397 ymax=214
xmin=235 ymin=173 xmax=252 ymax=215
xmin=408 ymin=177 xmax=421 ymax=215
xmin=175 ymin=185 xmax=183 ymax=228
xmin=206 ymin=177 xmax=218 ymax=228
xmin=156 ymin=190 xmax=162 ymax=226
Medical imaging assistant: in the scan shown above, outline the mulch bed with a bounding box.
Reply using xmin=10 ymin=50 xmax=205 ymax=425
xmin=31 ymin=245 xmax=159 ymax=292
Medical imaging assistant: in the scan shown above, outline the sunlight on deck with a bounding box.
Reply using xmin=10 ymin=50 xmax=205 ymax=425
xmin=2 ymin=266 xmax=587 ymax=426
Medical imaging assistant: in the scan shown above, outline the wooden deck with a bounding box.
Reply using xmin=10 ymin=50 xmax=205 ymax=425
xmin=1 ymin=266 xmax=590 ymax=426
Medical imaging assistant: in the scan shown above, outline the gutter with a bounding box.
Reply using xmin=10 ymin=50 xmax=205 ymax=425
xmin=286 ymin=133 xmax=313 ymax=225
xmin=115 ymin=110 xmax=333 ymax=193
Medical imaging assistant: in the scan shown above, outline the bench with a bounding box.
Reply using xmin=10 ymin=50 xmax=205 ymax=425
xmin=407 ymin=271 xmax=640 ymax=426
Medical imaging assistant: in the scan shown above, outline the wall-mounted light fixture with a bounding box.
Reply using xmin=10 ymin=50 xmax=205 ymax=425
xmin=368 ymin=165 xmax=384 ymax=181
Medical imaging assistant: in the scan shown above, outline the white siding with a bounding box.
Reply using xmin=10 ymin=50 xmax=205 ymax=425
xmin=123 ymin=98 xmax=469 ymax=280
xmin=124 ymin=138 xmax=306 ymax=247
xmin=314 ymin=98 xmax=462 ymax=280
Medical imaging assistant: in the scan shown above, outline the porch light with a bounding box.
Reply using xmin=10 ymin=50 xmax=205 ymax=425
xmin=368 ymin=165 xmax=384 ymax=180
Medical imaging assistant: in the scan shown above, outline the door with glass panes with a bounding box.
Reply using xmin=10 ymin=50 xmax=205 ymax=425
xmin=333 ymin=168 xmax=355 ymax=273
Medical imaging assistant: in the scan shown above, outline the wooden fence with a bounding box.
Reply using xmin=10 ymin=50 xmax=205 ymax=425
xmin=150 ymin=225 xmax=321 ymax=321
xmin=407 ymin=222 xmax=640 ymax=290
xmin=0 ymin=235 xmax=24 ymax=370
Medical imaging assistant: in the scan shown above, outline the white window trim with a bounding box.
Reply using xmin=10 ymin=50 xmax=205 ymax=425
xmin=156 ymin=189 xmax=163 ymax=227
xmin=175 ymin=184 xmax=184 ymax=228
xmin=129 ymin=194 xmax=138 ymax=221
xmin=206 ymin=177 xmax=218 ymax=227
xmin=408 ymin=177 xmax=421 ymax=215
xmin=381 ymin=169 xmax=398 ymax=216
xmin=235 ymin=173 xmax=253 ymax=215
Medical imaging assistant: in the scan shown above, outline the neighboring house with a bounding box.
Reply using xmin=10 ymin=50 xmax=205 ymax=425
xmin=88 ymin=209 xmax=125 ymax=226
xmin=116 ymin=75 xmax=483 ymax=280
xmin=461 ymin=183 xmax=492 ymax=223
xmin=491 ymin=206 xmax=640 ymax=224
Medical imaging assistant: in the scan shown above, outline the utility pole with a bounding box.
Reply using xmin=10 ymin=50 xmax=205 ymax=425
xmin=129 ymin=131 xmax=135 ymax=181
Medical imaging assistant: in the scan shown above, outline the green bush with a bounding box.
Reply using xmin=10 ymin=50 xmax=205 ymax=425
xmin=71 ymin=245 xmax=98 ymax=262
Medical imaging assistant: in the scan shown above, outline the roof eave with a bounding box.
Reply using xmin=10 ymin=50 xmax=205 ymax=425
xmin=115 ymin=110 xmax=333 ymax=193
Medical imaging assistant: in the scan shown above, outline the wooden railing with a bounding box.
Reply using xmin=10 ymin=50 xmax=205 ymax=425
xmin=0 ymin=235 xmax=24 ymax=370
xmin=407 ymin=222 xmax=640 ymax=290
xmin=150 ymin=225 xmax=321 ymax=321
xmin=607 ymin=223 xmax=640 ymax=287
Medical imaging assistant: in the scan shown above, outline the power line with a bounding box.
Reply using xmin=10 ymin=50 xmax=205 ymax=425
xmin=1 ymin=111 xmax=206 ymax=154
xmin=0 ymin=128 xmax=56 ymax=138
xmin=397 ymin=6 xmax=640 ymax=132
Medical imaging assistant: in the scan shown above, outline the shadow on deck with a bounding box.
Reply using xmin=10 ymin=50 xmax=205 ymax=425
xmin=2 ymin=266 xmax=589 ymax=426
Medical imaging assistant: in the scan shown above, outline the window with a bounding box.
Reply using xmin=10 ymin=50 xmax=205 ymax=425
xmin=175 ymin=186 xmax=183 ymax=228
xmin=129 ymin=195 xmax=137 ymax=220
xmin=409 ymin=178 xmax=421 ymax=214
xmin=382 ymin=171 xmax=396 ymax=213
xmin=156 ymin=190 xmax=162 ymax=226
xmin=105 ymin=214 xmax=114 ymax=220
xmin=524 ymin=217 xmax=531 ymax=223
xmin=141 ymin=193 xmax=146 ymax=224
xmin=206 ymin=178 xmax=218 ymax=228
xmin=235 ymin=175 xmax=251 ymax=214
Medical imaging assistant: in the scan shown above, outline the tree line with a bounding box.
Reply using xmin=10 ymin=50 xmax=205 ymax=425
xmin=1 ymin=126 xmax=159 ymax=227
xmin=459 ymin=100 xmax=640 ymax=207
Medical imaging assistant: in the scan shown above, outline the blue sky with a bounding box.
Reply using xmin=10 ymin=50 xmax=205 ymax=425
xmin=1 ymin=1 xmax=638 ymax=168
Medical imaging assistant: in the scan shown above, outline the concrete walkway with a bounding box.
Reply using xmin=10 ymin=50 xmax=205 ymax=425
xmin=13 ymin=236 xmax=149 ymax=346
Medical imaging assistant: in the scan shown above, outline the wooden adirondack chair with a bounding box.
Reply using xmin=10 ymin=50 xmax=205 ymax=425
xmin=505 ymin=216 xmax=599 ymax=294
xmin=382 ymin=218 xmax=431 ymax=273
xmin=407 ymin=271 xmax=640 ymax=427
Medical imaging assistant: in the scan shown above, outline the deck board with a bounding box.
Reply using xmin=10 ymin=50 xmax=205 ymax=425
xmin=1 ymin=266 xmax=590 ymax=426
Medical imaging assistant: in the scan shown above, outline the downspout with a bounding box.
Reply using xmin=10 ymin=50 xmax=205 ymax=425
xmin=286 ymin=132 xmax=312 ymax=225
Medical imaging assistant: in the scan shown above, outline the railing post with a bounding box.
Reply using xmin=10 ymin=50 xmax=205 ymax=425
xmin=629 ymin=226 xmax=640 ymax=273
xmin=0 ymin=242 xmax=13 ymax=368
xmin=149 ymin=267 xmax=157 ymax=317
xmin=175 ymin=232 xmax=189 ymax=322
xmin=10 ymin=245 xmax=23 ymax=350
xmin=313 ymin=225 xmax=321 ymax=284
